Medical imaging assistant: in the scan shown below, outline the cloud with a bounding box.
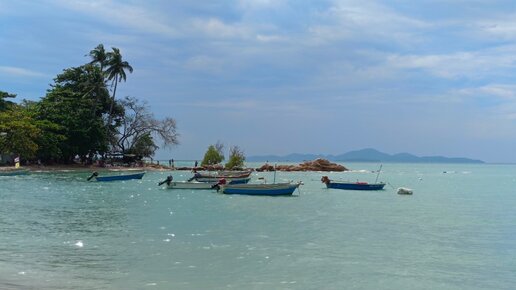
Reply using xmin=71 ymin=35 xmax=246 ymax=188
xmin=307 ymin=0 xmax=430 ymax=45
xmin=190 ymin=17 xmax=250 ymax=39
xmin=53 ymin=0 xmax=178 ymax=38
xmin=386 ymin=44 xmax=516 ymax=79
xmin=475 ymin=13 xmax=516 ymax=40
xmin=0 ymin=66 xmax=46 ymax=78
xmin=457 ymin=84 xmax=516 ymax=100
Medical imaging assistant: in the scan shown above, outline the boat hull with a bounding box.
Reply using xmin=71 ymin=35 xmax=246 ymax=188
xmin=196 ymin=171 xmax=252 ymax=179
xmin=221 ymin=183 xmax=299 ymax=196
xmin=0 ymin=169 xmax=29 ymax=176
xmin=166 ymin=181 xmax=215 ymax=189
xmin=95 ymin=172 xmax=145 ymax=182
xmin=326 ymin=182 xmax=385 ymax=190
xmin=195 ymin=177 xmax=251 ymax=184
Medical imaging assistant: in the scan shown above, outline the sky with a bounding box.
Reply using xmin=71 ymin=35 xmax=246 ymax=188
xmin=2 ymin=0 xmax=516 ymax=163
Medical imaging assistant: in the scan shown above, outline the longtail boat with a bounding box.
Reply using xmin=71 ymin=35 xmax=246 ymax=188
xmin=217 ymin=182 xmax=301 ymax=196
xmin=321 ymin=176 xmax=385 ymax=191
xmin=0 ymin=168 xmax=30 ymax=176
xmin=87 ymin=171 xmax=145 ymax=182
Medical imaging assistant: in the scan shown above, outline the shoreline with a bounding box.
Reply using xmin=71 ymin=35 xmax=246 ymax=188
xmin=1 ymin=158 xmax=347 ymax=172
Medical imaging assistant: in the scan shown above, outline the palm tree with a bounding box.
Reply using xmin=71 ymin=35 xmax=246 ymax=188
xmin=88 ymin=44 xmax=108 ymax=72
xmin=86 ymin=44 xmax=109 ymax=117
xmin=104 ymin=47 xmax=133 ymax=137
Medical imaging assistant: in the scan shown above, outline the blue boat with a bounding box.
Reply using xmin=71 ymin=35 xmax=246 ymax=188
xmin=88 ymin=171 xmax=145 ymax=182
xmin=219 ymin=182 xmax=301 ymax=196
xmin=0 ymin=168 xmax=30 ymax=176
xmin=321 ymin=176 xmax=385 ymax=191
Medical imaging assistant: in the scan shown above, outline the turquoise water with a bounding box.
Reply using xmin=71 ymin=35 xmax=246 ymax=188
xmin=1 ymin=163 xmax=515 ymax=289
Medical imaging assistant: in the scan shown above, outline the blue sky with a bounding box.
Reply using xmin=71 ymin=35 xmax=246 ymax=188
xmin=2 ymin=0 xmax=516 ymax=163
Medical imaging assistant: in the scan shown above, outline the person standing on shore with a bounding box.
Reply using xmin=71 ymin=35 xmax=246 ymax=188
xmin=194 ymin=160 xmax=198 ymax=168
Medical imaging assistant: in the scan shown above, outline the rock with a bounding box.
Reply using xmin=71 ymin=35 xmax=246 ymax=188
xmin=255 ymin=159 xmax=347 ymax=172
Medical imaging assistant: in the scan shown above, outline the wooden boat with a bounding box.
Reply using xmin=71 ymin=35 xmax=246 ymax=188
xmin=218 ymin=182 xmax=301 ymax=196
xmin=166 ymin=181 xmax=216 ymax=189
xmin=193 ymin=171 xmax=252 ymax=179
xmin=321 ymin=176 xmax=385 ymax=191
xmin=87 ymin=171 xmax=145 ymax=182
xmin=158 ymin=175 xmax=216 ymax=189
xmin=0 ymin=168 xmax=30 ymax=176
xmin=194 ymin=176 xmax=251 ymax=184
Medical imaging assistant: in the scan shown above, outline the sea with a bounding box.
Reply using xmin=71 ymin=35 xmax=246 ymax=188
xmin=1 ymin=162 xmax=515 ymax=290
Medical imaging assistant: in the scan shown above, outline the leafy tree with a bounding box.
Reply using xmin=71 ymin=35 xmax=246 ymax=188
xmin=201 ymin=144 xmax=224 ymax=166
xmin=0 ymin=109 xmax=40 ymax=159
xmin=214 ymin=141 xmax=225 ymax=161
xmin=129 ymin=132 xmax=158 ymax=157
xmin=0 ymin=90 xmax=16 ymax=111
xmin=37 ymin=65 xmax=120 ymax=162
xmin=115 ymin=96 xmax=179 ymax=157
xmin=225 ymin=146 xmax=246 ymax=169
xmin=105 ymin=47 xmax=133 ymax=132
xmin=21 ymin=100 xmax=66 ymax=162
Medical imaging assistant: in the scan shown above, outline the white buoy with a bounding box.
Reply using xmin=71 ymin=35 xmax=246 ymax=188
xmin=397 ymin=187 xmax=413 ymax=195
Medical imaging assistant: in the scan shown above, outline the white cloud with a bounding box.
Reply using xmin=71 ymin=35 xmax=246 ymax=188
xmin=386 ymin=44 xmax=516 ymax=79
xmin=457 ymin=84 xmax=516 ymax=100
xmin=53 ymin=0 xmax=178 ymax=38
xmin=183 ymin=55 xmax=225 ymax=74
xmin=237 ymin=0 xmax=286 ymax=10
xmin=190 ymin=18 xmax=250 ymax=39
xmin=476 ymin=13 xmax=516 ymax=40
xmin=308 ymin=0 xmax=430 ymax=45
xmin=0 ymin=66 xmax=46 ymax=78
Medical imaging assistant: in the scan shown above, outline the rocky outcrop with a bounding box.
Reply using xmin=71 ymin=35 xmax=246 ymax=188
xmin=256 ymin=159 xmax=347 ymax=172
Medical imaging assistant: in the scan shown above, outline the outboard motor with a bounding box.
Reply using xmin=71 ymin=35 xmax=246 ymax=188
xmin=87 ymin=171 xmax=99 ymax=181
xmin=158 ymin=175 xmax=173 ymax=186
xmin=211 ymin=178 xmax=227 ymax=192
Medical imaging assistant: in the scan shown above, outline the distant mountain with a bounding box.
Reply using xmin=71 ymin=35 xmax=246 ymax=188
xmin=246 ymin=148 xmax=484 ymax=163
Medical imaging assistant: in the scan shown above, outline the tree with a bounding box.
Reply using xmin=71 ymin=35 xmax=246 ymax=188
xmin=37 ymin=65 xmax=119 ymax=162
xmin=129 ymin=132 xmax=158 ymax=157
xmin=225 ymin=146 xmax=246 ymax=169
xmin=0 ymin=90 xmax=16 ymax=111
xmin=0 ymin=109 xmax=40 ymax=159
xmin=115 ymin=97 xmax=178 ymax=158
xmin=201 ymin=144 xmax=224 ymax=166
xmin=88 ymin=44 xmax=108 ymax=72
xmin=214 ymin=141 xmax=225 ymax=161
xmin=21 ymin=100 xmax=66 ymax=162
xmin=105 ymin=47 xmax=133 ymax=133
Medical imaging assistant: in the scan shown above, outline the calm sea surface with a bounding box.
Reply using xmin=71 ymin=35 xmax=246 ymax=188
xmin=1 ymin=162 xmax=515 ymax=289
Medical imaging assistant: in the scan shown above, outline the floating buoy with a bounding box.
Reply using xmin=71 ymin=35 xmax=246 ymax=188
xmin=397 ymin=187 xmax=413 ymax=195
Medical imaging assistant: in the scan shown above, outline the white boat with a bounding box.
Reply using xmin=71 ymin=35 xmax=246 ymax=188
xmin=166 ymin=181 xmax=216 ymax=190
xmin=194 ymin=176 xmax=250 ymax=184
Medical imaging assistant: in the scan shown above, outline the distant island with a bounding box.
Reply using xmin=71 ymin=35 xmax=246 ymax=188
xmin=247 ymin=148 xmax=484 ymax=164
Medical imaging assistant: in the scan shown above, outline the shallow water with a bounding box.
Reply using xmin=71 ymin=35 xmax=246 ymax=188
xmin=1 ymin=163 xmax=515 ymax=289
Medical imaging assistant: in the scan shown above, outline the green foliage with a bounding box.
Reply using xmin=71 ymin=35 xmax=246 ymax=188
xmin=201 ymin=145 xmax=224 ymax=166
xmin=0 ymin=109 xmax=40 ymax=159
xmin=128 ymin=133 xmax=158 ymax=157
xmin=0 ymin=91 xmax=16 ymax=111
xmin=37 ymin=65 xmax=115 ymax=161
xmin=0 ymin=44 xmax=178 ymax=164
xmin=225 ymin=146 xmax=246 ymax=169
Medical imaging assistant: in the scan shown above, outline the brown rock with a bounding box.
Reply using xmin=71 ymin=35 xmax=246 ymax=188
xmin=255 ymin=159 xmax=347 ymax=172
